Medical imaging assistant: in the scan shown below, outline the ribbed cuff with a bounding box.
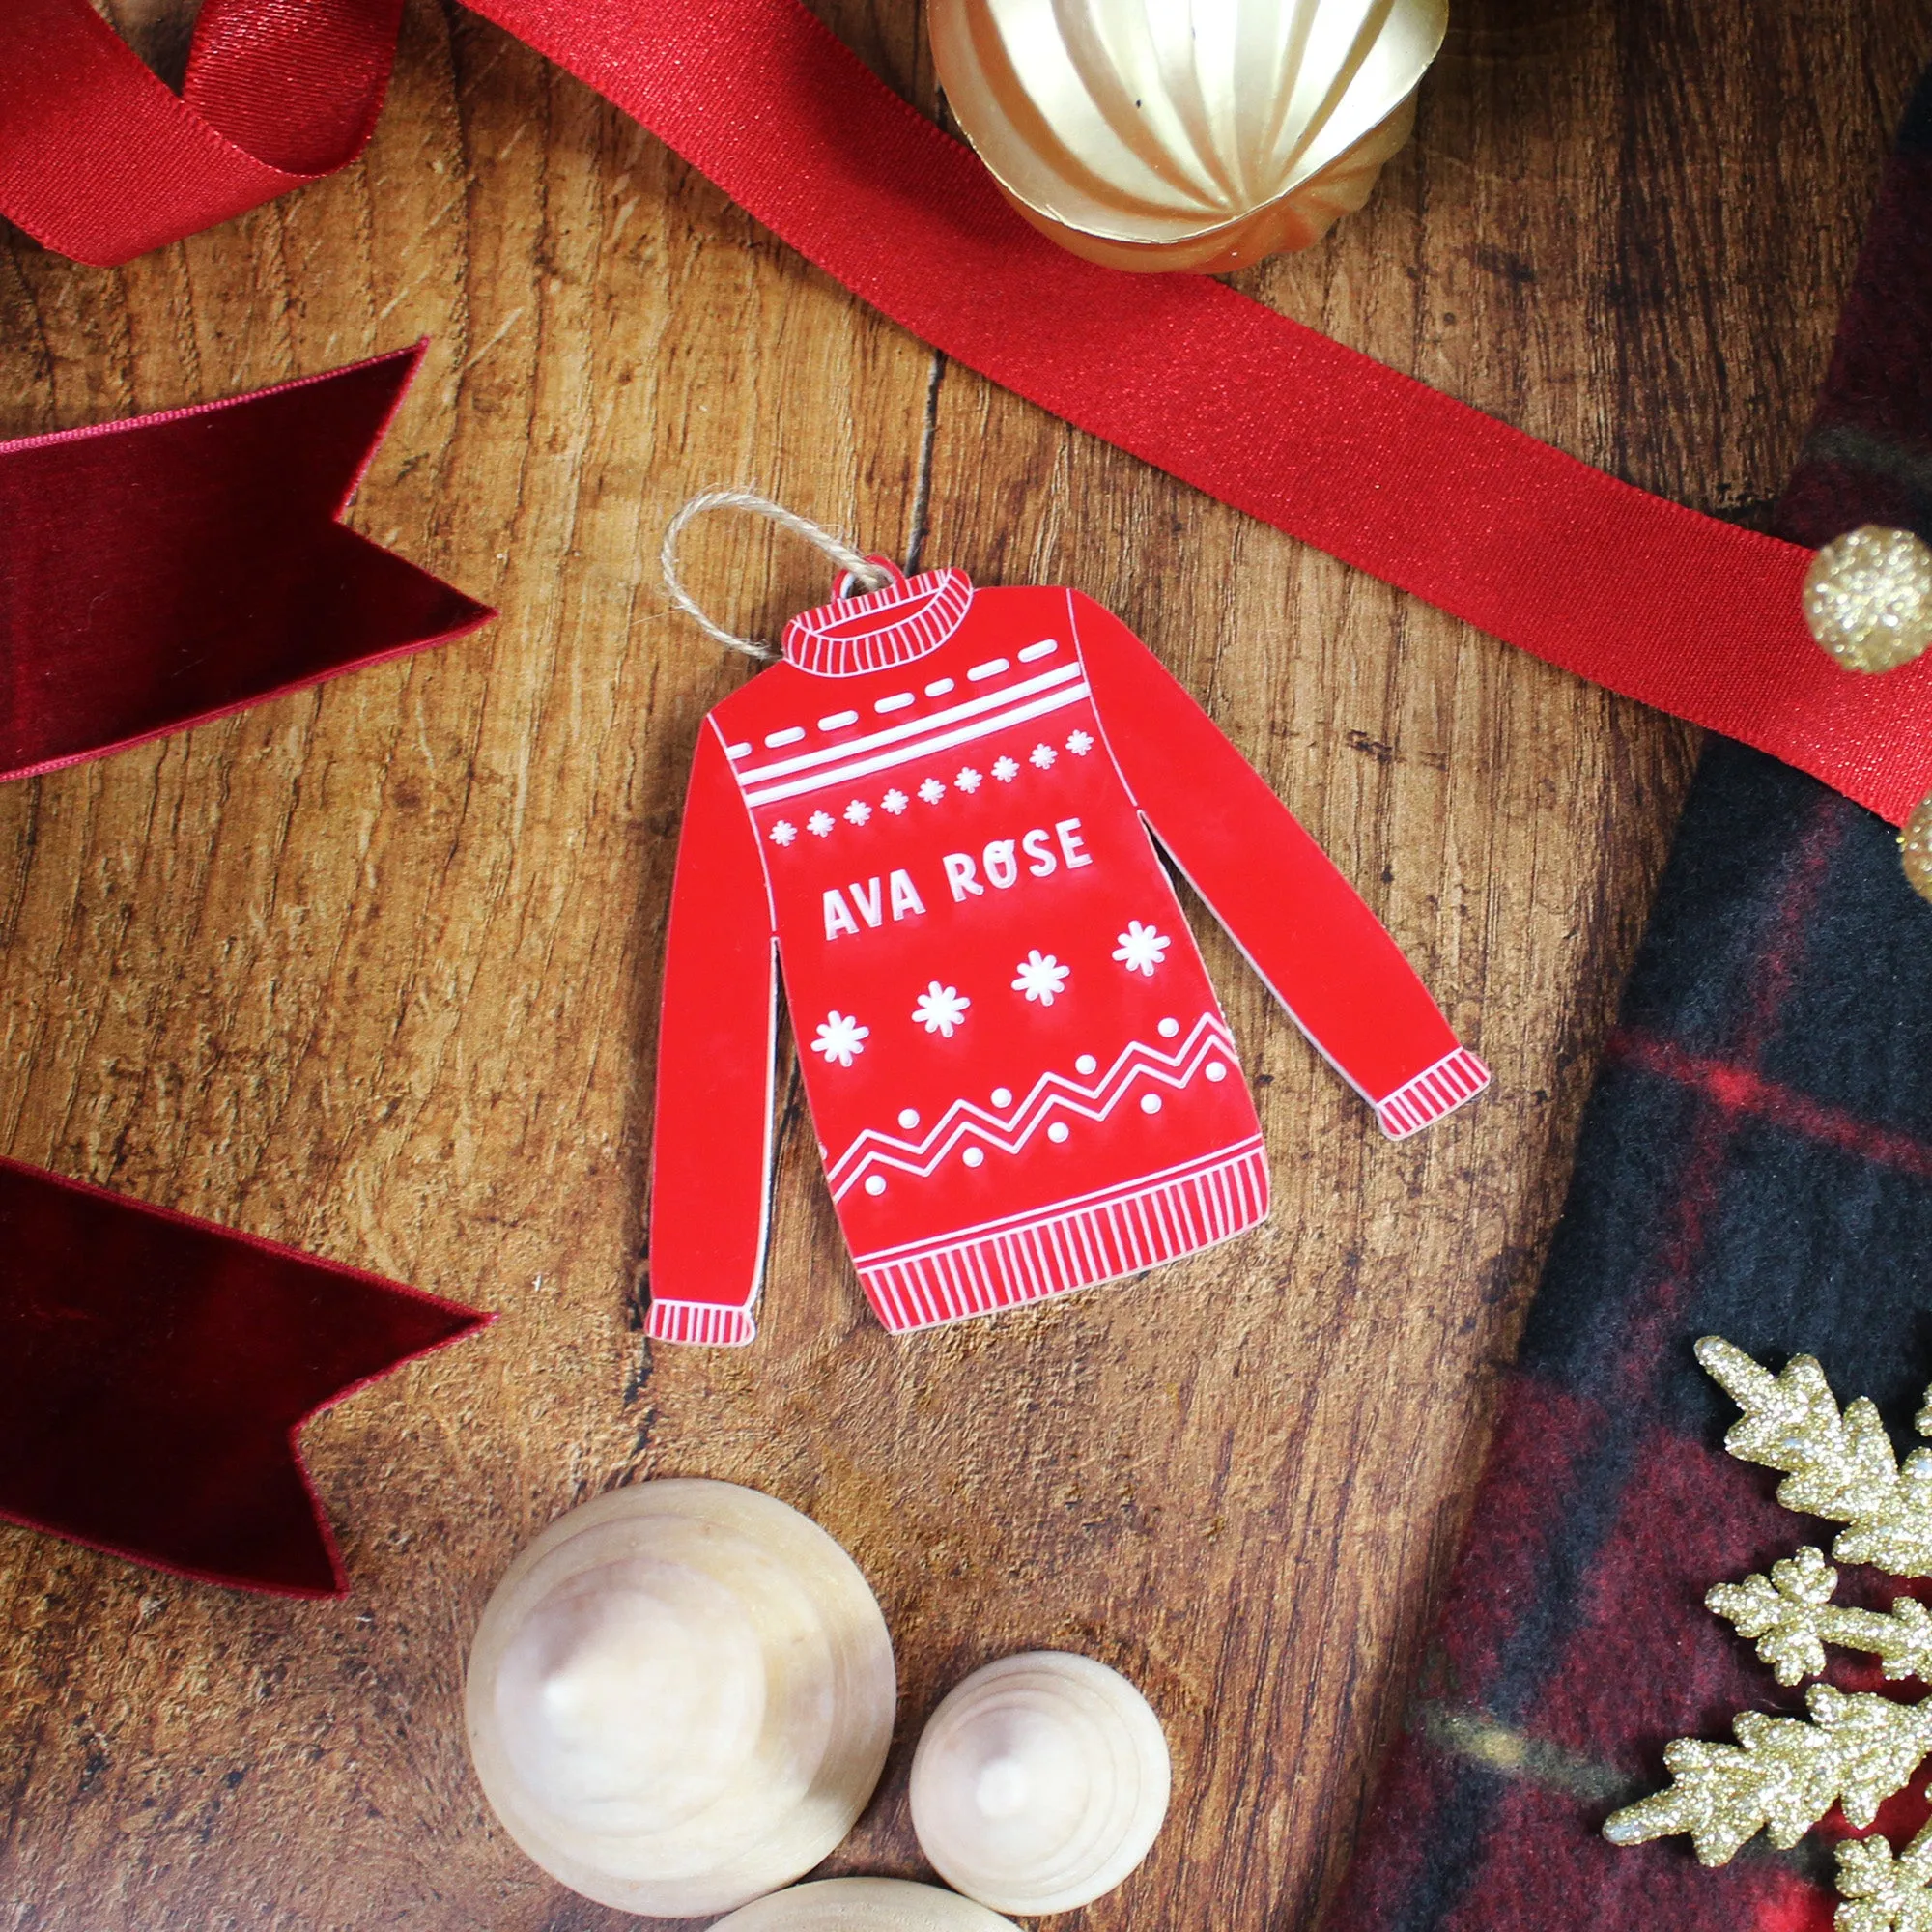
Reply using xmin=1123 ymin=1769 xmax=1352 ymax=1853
xmin=1374 ymin=1047 xmax=1492 ymax=1140
xmin=645 ymin=1298 xmax=757 ymax=1346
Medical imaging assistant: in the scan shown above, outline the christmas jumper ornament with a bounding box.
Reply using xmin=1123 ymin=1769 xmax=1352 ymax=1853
xmin=1604 ymin=1339 xmax=1932 ymax=1923
xmin=711 ymin=1878 xmax=1021 ymax=1931
xmin=909 ymin=1651 xmax=1170 ymax=1915
xmin=465 ymin=1479 xmax=895 ymax=1918
xmin=928 ymin=0 xmax=1448 ymax=272
xmin=649 ymin=497 xmax=1488 ymax=1345
xmin=1803 ymin=526 xmax=1932 ymax=674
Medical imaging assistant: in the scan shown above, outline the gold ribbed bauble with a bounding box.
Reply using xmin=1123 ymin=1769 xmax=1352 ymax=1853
xmin=1803 ymin=526 xmax=1932 ymax=673
xmin=928 ymin=0 xmax=1449 ymax=272
xmin=1902 ymin=792 xmax=1932 ymax=907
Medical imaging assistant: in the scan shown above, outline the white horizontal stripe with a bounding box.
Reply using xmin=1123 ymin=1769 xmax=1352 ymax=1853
xmin=967 ymin=657 xmax=1009 ymax=680
xmin=725 ymin=741 xmax=752 ymax=759
xmin=764 ymin=725 xmax=805 ymax=748
xmin=924 ymin=678 xmax=954 ymax=696
xmin=874 ymin=692 xmax=915 ymax=713
xmin=737 ymin=661 xmax=1081 ymax=787
xmin=818 ymin=709 xmax=859 ymax=730
xmin=1018 ymin=639 xmax=1059 ymax=662
xmin=859 ymin=1147 xmax=1270 ymax=1332
xmin=744 ymin=683 xmax=1090 ymax=806
xmin=852 ymin=1136 xmax=1264 ymax=1265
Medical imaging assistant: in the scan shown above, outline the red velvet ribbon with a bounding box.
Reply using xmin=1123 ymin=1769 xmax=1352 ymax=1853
xmin=0 ymin=346 xmax=492 ymax=1594
xmin=1 ymin=342 xmax=491 ymax=781
xmin=0 ymin=1156 xmax=489 ymax=1597
xmin=4 ymin=0 xmax=1929 ymax=823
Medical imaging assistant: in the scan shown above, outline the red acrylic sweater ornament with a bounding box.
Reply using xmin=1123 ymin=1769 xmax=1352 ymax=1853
xmin=649 ymin=564 xmax=1488 ymax=1344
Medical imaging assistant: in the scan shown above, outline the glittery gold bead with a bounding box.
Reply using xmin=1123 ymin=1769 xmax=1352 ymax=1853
xmin=1903 ymin=792 xmax=1932 ymax=907
xmin=1803 ymin=526 xmax=1932 ymax=673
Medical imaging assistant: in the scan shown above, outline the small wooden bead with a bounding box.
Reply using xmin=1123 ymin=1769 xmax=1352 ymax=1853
xmin=1804 ymin=526 xmax=1932 ymax=673
xmin=465 ymin=1479 xmax=895 ymax=1918
xmin=711 ymin=1877 xmax=1021 ymax=1930
xmin=910 ymin=1652 xmax=1170 ymax=1915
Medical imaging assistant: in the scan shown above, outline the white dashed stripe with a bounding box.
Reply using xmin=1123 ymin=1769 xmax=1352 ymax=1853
xmin=742 ymin=683 xmax=1090 ymax=807
xmin=737 ymin=661 xmax=1080 ymax=788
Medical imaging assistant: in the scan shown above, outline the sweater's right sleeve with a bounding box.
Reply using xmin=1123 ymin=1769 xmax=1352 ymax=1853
xmin=1070 ymin=589 xmax=1489 ymax=1139
xmin=645 ymin=718 xmax=778 ymax=1346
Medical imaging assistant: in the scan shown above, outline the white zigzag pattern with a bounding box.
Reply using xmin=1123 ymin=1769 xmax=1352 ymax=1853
xmin=826 ymin=1011 xmax=1236 ymax=1201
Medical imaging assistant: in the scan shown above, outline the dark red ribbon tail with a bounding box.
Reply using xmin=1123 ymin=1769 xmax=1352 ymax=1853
xmin=0 ymin=1156 xmax=492 ymax=1597
xmin=0 ymin=342 xmax=494 ymax=785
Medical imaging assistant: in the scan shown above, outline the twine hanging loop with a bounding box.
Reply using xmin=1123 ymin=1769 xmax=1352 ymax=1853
xmin=660 ymin=489 xmax=893 ymax=661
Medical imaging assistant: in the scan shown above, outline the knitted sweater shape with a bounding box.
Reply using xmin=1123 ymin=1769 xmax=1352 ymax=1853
xmin=649 ymin=566 xmax=1488 ymax=1344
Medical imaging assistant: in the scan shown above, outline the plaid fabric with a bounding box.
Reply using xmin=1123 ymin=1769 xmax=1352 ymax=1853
xmin=1326 ymin=65 xmax=1932 ymax=1932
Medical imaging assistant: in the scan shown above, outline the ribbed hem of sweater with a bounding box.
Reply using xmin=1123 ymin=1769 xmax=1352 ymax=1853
xmin=644 ymin=1298 xmax=757 ymax=1346
xmin=856 ymin=1138 xmax=1269 ymax=1333
xmin=1374 ymin=1047 xmax=1492 ymax=1140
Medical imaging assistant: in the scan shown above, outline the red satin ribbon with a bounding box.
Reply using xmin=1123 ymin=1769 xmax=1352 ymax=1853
xmin=2 ymin=0 xmax=1928 ymax=827
xmin=0 ymin=0 xmax=400 ymax=266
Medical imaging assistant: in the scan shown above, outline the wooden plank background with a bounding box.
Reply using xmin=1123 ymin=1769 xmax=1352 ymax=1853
xmin=2 ymin=3 xmax=1926 ymax=1927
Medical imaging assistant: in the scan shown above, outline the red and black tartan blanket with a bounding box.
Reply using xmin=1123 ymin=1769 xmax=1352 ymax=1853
xmin=1328 ymin=64 xmax=1932 ymax=1932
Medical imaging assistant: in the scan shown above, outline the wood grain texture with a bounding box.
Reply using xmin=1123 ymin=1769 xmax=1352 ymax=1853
xmin=2 ymin=3 xmax=1925 ymax=1927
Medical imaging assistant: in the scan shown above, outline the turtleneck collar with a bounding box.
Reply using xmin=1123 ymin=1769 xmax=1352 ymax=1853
xmin=781 ymin=561 xmax=973 ymax=677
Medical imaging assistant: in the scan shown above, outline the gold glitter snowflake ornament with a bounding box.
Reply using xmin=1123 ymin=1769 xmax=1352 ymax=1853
xmin=1605 ymin=1338 xmax=1932 ymax=1928
xmin=1804 ymin=526 xmax=1932 ymax=673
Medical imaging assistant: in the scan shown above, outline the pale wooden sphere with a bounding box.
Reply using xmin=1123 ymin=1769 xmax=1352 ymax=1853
xmin=910 ymin=1652 xmax=1171 ymax=1914
xmin=929 ymin=0 xmax=1448 ymax=271
xmin=1803 ymin=526 xmax=1932 ymax=673
xmin=712 ymin=1877 xmax=1021 ymax=1930
xmin=465 ymin=1480 xmax=895 ymax=1918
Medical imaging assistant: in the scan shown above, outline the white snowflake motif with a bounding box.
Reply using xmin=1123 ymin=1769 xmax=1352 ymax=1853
xmin=882 ymin=788 xmax=910 ymax=815
xmin=768 ymin=819 xmax=797 ymax=847
xmin=1011 ymin=951 xmax=1070 ymax=1006
xmin=1029 ymin=742 xmax=1057 ymax=770
xmin=811 ymin=1010 xmax=869 ymax=1067
xmin=911 ymin=982 xmax=972 ymax=1037
xmin=1112 ymin=921 xmax=1171 ymax=977
xmin=918 ymin=777 xmax=947 ymax=804
xmin=955 ymin=766 xmax=983 ymax=794
xmin=991 ymin=756 xmax=1020 ymax=782
xmin=1065 ymin=729 xmax=1094 ymax=756
xmin=843 ymin=799 xmax=872 ymax=826
xmin=807 ymin=810 xmax=836 ymax=838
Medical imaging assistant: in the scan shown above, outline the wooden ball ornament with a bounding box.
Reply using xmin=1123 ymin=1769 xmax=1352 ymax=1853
xmin=929 ymin=0 xmax=1449 ymax=272
xmin=910 ymin=1652 xmax=1171 ymax=1914
xmin=465 ymin=1479 xmax=896 ymax=1918
xmin=711 ymin=1877 xmax=1022 ymax=1931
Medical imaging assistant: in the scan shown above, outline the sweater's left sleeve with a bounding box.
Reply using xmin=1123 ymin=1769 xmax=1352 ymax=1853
xmin=1069 ymin=589 xmax=1489 ymax=1139
xmin=645 ymin=718 xmax=780 ymax=1343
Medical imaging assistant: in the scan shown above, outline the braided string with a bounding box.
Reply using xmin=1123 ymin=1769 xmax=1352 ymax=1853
xmin=660 ymin=488 xmax=892 ymax=661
